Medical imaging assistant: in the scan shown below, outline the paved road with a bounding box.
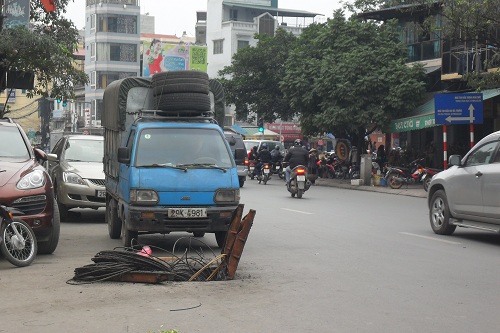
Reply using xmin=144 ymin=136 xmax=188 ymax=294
xmin=3 ymin=177 xmax=500 ymax=333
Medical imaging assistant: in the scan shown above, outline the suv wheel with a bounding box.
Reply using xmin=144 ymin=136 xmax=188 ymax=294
xmin=429 ymin=190 xmax=456 ymax=235
xmin=37 ymin=201 xmax=61 ymax=254
xmin=239 ymin=176 xmax=245 ymax=187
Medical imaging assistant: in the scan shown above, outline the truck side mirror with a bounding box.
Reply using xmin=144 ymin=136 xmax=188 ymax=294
xmin=234 ymin=147 xmax=246 ymax=160
xmin=118 ymin=147 xmax=131 ymax=164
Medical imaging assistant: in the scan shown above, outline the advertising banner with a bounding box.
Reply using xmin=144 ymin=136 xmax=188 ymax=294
xmin=142 ymin=40 xmax=207 ymax=77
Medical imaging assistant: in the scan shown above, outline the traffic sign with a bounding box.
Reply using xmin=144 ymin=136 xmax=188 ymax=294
xmin=434 ymin=93 xmax=483 ymax=125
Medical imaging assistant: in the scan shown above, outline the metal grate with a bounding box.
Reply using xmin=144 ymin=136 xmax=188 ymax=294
xmin=11 ymin=195 xmax=47 ymax=215
xmin=88 ymin=178 xmax=106 ymax=186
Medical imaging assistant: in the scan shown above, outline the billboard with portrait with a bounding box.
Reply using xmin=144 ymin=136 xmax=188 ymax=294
xmin=142 ymin=40 xmax=207 ymax=77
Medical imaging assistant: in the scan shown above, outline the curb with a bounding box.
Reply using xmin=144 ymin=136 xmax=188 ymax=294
xmin=314 ymin=179 xmax=427 ymax=198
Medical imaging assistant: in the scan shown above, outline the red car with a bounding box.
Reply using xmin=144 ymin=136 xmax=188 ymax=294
xmin=0 ymin=118 xmax=60 ymax=254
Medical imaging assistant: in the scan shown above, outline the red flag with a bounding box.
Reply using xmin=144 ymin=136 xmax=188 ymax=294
xmin=40 ymin=0 xmax=57 ymax=12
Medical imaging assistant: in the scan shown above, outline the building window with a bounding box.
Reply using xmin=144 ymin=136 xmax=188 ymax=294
xmin=259 ymin=14 xmax=275 ymax=36
xmin=230 ymin=9 xmax=238 ymax=21
xmin=213 ymin=39 xmax=224 ymax=54
xmin=90 ymin=14 xmax=96 ymax=31
xmin=96 ymin=71 xmax=136 ymax=89
xmin=90 ymin=42 xmax=96 ymax=61
xmin=96 ymin=43 xmax=137 ymax=62
xmin=98 ymin=14 xmax=137 ymax=34
xmin=90 ymin=71 xmax=96 ymax=89
xmin=237 ymin=40 xmax=249 ymax=50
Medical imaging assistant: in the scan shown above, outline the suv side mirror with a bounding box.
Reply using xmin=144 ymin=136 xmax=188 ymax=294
xmin=449 ymin=155 xmax=462 ymax=167
xmin=234 ymin=147 xmax=246 ymax=160
xmin=118 ymin=147 xmax=131 ymax=164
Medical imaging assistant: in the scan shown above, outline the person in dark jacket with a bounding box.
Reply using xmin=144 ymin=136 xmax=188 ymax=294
xmin=284 ymin=139 xmax=309 ymax=184
xmin=253 ymin=143 xmax=272 ymax=177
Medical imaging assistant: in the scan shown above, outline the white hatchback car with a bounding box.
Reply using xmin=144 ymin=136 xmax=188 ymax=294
xmin=427 ymin=130 xmax=500 ymax=235
xmin=47 ymin=135 xmax=105 ymax=218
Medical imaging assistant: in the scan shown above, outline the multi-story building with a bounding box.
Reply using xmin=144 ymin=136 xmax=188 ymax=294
xmin=84 ymin=0 xmax=141 ymax=126
xmin=205 ymin=0 xmax=321 ymax=78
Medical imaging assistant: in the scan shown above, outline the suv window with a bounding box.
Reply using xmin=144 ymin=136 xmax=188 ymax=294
xmin=465 ymin=141 xmax=499 ymax=166
xmin=0 ymin=126 xmax=30 ymax=159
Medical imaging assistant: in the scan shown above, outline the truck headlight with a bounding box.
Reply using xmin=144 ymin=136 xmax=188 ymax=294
xmin=130 ymin=189 xmax=159 ymax=205
xmin=214 ymin=189 xmax=240 ymax=203
xmin=63 ymin=171 xmax=86 ymax=185
xmin=17 ymin=170 xmax=46 ymax=190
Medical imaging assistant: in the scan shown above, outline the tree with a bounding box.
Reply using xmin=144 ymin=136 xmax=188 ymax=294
xmin=280 ymin=10 xmax=426 ymax=154
xmin=218 ymin=29 xmax=298 ymax=124
xmin=0 ymin=0 xmax=88 ymax=117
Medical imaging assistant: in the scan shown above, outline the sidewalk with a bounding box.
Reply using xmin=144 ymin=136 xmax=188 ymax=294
xmin=314 ymin=177 xmax=427 ymax=198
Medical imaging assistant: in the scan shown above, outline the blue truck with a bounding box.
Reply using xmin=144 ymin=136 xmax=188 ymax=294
xmin=101 ymin=72 xmax=241 ymax=247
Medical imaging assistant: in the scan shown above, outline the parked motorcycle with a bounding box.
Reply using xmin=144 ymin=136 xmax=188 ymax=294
xmin=421 ymin=167 xmax=442 ymax=192
xmin=385 ymin=158 xmax=425 ymax=189
xmin=257 ymin=162 xmax=271 ymax=185
xmin=286 ymin=165 xmax=311 ymax=198
xmin=0 ymin=205 xmax=37 ymax=267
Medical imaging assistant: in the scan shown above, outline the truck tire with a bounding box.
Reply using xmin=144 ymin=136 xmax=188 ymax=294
xmin=106 ymin=197 xmax=121 ymax=239
xmin=152 ymin=70 xmax=209 ymax=84
xmin=215 ymin=231 xmax=227 ymax=248
xmin=121 ymin=217 xmax=138 ymax=248
xmin=152 ymin=79 xmax=210 ymax=96
xmin=154 ymin=92 xmax=211 ymax=112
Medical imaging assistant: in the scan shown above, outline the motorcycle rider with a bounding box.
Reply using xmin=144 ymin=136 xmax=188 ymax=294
xmin=284 ymin=139 xmax=309 ymax=184
xmin=271 ymin=145 xmax=283 ymax=172
xmin=253 ymin=143 xmax=272 ymax=178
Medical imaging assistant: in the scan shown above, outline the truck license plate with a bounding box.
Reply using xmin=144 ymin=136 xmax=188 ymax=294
xmin=297 ymin=175 xmax=306 ymax=181
xmin=96 ymin=190 xmax=106 ymax=198
xmin=168 ymin=208 xmax=207 ymax=218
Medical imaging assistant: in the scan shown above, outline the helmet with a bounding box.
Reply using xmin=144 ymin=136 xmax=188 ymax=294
xmin=261 ymin=143 xmax=268 ymax=149
xmin=294 ymin=139 xmax=302 ymax=146
xmin=274 ymin=146 xmax=280 ymax=150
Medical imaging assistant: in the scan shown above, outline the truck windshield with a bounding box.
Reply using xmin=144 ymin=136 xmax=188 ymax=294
xmin=135 ymin=128 xmax=233 ymax=168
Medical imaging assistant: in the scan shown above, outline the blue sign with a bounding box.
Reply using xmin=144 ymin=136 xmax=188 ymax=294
xmin=434 ymin=93 xmax=483 ymax=125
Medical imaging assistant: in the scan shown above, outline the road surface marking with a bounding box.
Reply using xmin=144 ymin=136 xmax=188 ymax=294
xmin=281 ymin=208 xmax=314 ymax=215
xmin=399 ymin=232 xmax=462 ymax=245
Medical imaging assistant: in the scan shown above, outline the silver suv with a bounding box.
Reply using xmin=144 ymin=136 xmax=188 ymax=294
xmin=428 ymin=130 xmax=500 ymax=235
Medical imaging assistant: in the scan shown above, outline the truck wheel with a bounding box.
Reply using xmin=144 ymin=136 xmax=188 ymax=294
xmin=107 ymin=197 xmax=121 ymax=239
xmin=152 ymin=70 xmax=209 ymax=83
xmin=153 ymin=81 xmax=210 ymax=96
xmin=121 ymin=218 xmax=138 ymax=248
xmin=154 ymin=92 xmax=211 ymax=112
xmin=429 ymin=190 xmax=456 ymax=235
xmin=215 ymin=231 xmax=226 ymax=248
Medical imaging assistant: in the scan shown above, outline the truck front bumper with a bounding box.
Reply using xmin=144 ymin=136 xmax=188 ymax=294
xmin=127 ymin=205 xmax=238 ymax=233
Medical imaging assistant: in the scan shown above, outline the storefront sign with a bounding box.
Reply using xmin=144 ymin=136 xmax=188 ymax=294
xmin=391 ymin=114 xmax=435 ymax=133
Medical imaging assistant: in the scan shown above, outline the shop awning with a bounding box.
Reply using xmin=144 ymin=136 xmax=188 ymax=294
xmin=390 ymin=88 xmax=500 ymax=133
xmin=231 ymin=124 xmax=247 ymax=135
xmin=223 ymin=1 xmax=321 ymax=18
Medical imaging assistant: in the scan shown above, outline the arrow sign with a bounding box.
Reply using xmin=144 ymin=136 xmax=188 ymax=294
xmin=435 ymin=93 xmax=483 ymax=125
xmin=445 ymin=104 xmax=476 ymax=123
